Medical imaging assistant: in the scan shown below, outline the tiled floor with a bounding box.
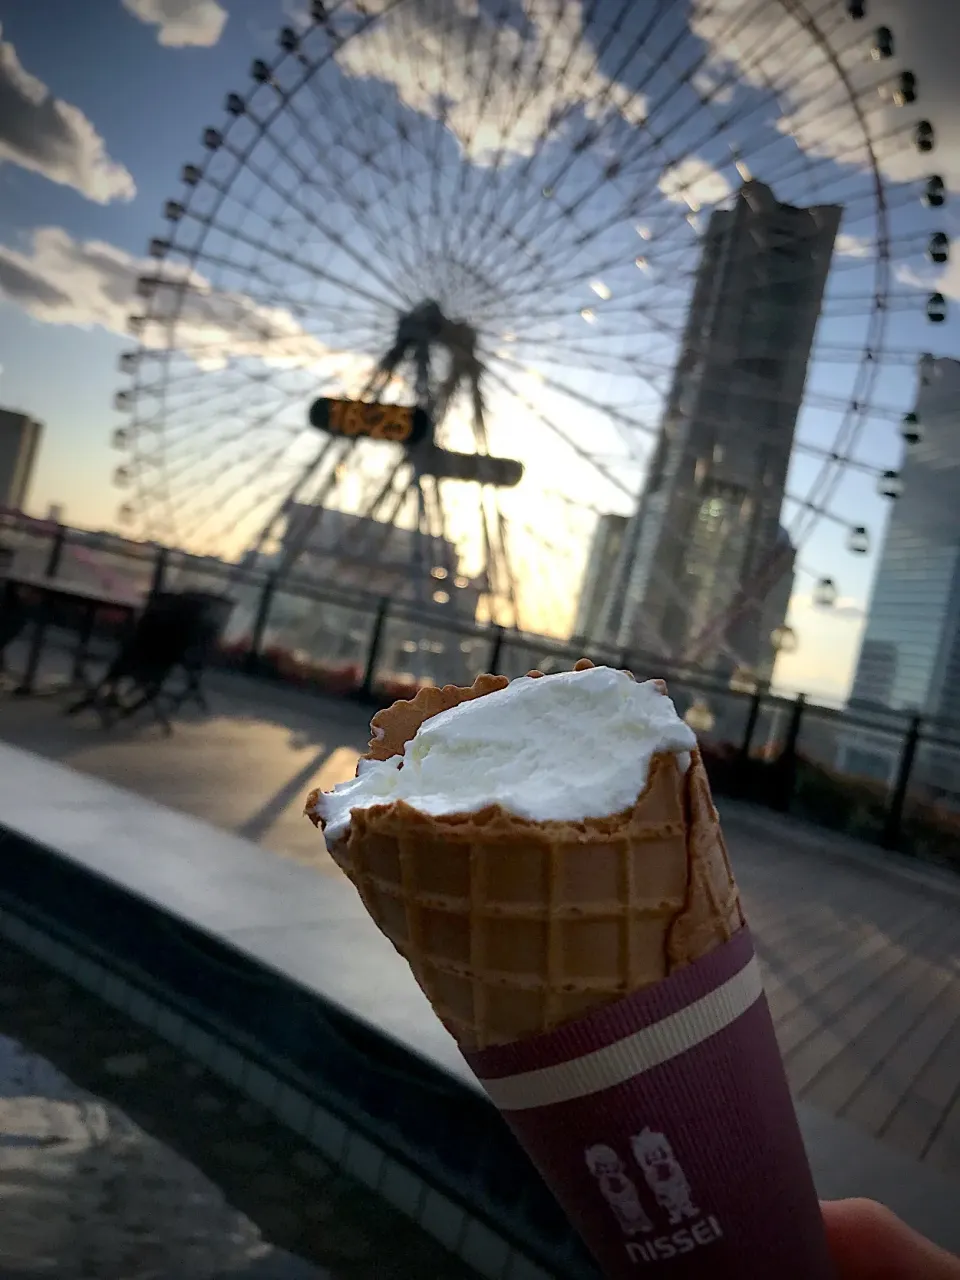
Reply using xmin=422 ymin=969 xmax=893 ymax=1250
xmin=0 ymin=932 xmax=476 ymax=1280
xmin=730 ymin=815 xmax=960 ymax=1177
xmin=1 ymin=673 xmax=958 ymax=1182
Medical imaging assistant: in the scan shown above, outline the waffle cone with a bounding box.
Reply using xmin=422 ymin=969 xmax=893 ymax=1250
xmin=308 ymin=660 xmax=744 ymax=1051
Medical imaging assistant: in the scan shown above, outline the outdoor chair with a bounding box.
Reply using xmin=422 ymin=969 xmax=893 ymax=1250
xmin=0 ymin=574 xmax=30 ymax=681
xmin=66 ymin=591 xmax=211 ymax=733
xmin=167 ymin=591 xmax=235 ymax=713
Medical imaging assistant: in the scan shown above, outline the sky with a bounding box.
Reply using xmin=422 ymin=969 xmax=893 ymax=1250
xmin=1 ymin=0 xmax=959 ymax=705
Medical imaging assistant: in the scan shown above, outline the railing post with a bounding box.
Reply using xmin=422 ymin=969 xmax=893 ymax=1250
xmin=246 ymin=572 xmax=277 ymax=673
xmin=739 ymin=683 xmax=765 ymax=760
xmin=883 ymin=714 xmax=921 ymax=851
xmin=735 ymin=682 xmax=766 ymax=799
xmin=149 ymin=545 xmax=168 ymax=598
xmin=773 ymin=693 xmax=806 ymax=813
xmin=360 ymin=596 xmax=390 ymax=699
xmin=488 ymin=624 xmax=505 ymax=676
xmin=44 ymin=525 xmax=65 ymax=579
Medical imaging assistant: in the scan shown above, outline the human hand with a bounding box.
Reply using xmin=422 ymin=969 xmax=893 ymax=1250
xmin=822 ymin=1199 xmax=960 ymax=1278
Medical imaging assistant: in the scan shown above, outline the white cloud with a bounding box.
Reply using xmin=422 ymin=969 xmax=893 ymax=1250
xmin=336 ymin=0 xmax=646 ymax=164
xmin=898 ymin=257 xmax=960 ymax=304
xmin=0 ymin=26 xmax=134 ymax=203
xmin=0 ymin=226 xmax=333 ymax=372
xmin=658 ymin=157 xmax=732 ymax=209
xmin=691 ymin=66 xmax=734 ymax=106
xmin=122 ymin=0 xmax=227 ymax=47
xmin=790 ymin=591 xmax=865 ymax=620
xmin=835 ymin=233 xmax=872 ymax=259
xmin=689 ymin=0 xmax=960 ymax=189
xmin=774 ymin=590 xmax=867 ymax=703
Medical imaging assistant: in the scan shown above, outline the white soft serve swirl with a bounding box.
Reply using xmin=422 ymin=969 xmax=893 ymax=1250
xmin=314 ymin=666 xmax=696 ymax=843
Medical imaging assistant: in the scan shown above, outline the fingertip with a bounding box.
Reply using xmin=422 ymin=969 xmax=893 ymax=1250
xmin=822 ymin=1199 xmax=960 ymax=1279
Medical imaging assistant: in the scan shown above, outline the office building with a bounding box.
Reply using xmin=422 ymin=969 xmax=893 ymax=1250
xmin=849 ymin=356 xmax=960 ymax=721
xmin=836 ymin=358 xmax=960 ymax=790
xmin=599 ymin=181 xmax=840 ymax=675
xmin=0 ymin=408 xmax=43 ymax=512
xmin=277 ymin=504 xmax=482 ymax=681
xmin=281 ymin=504 xmax=479 ymax=617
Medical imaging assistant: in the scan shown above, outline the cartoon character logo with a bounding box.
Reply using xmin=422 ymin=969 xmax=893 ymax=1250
xmin=630 ymin=1128 xmax=699 ymax=1226
xmin=584 ymin=1144 xmax=653 ymax=1235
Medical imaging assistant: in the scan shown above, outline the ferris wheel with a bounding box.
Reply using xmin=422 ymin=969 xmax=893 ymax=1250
xmin=112 ymin=0 xmax=949 ymax=673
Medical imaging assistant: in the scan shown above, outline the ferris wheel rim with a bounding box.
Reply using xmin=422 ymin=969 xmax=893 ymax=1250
xmin=115 ymin=0 xmax=945 ymax=668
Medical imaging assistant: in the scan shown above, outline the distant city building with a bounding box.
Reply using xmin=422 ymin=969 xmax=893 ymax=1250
xmin=281 ymin=504 xmax=480 ymax=617
xmin=46 ymin=503 xmax=65 ymax=525
xmin=571 ymin=513 xmax=629 ymax=650
xmin=278 ymin=504 xmax=481 ymax=681
xmin=0 ymin=408 xmax=43 ymax=512
xmin=848 ymin=357 xmax=960 ymax=722
xmin=598 ymin=181 xmax=839 ymax=676
xmin=842 ymin=356 xmax=960 ymax=792
xmin=839 ymin=357 xmax=960 ymax=789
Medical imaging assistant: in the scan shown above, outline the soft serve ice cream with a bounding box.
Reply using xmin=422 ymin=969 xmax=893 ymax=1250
xmin=312 ymin=665 xmax=696 ymax=843
xmin=304 ymin=660 xmax=833 ymax=1280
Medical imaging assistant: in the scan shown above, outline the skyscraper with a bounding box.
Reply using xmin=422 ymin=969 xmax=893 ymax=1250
xmin=0 ymin=408 xmax=43 ymax=512
xmin=849 ymin=357 xmax=960 ymax=722
xmin=600 ymin=181 xmax=840 ymax=675
xmin=571 ymin=513 xmax=629 ymax=649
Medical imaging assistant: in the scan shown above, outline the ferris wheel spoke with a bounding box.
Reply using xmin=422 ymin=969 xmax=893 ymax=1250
xmin=163 ymin=213 xmax=397 ymax=319
xmin=272 ymin=440 xmax=361 ymax=583
xmin=335 ymin=0 xmax=472 ymax=278
xmin=213 ymin=135 xmax=414 ymax=313
xmin=344 ymin=3 xmax=476 ymax=277
xmin=160 ymin=435 xmax=297 ymax=535
xmin=445 ymin=0 xmax=581 ymax=255
xmin=195 ymin=128 xmax=414 ymax=315
xmin=839 ymin=183 xmax=926 ymax=227
xmin=299 ymin=31 xmax=460 ymax=286
xmin=156 ymin=416 xmax=296 ymax=493
xmin=602 ymin=10 xmax=862 ymax=231
xmin=131 ymin=352 xmax=363 ymax=447
xmin=178 ymin=468 xmax=294 ymax=553
xmin=793 ymin=384 xmax=883 ymax=544
xmin=775 ymin=101 xmax=929 ymax=185
xmin=457 ymin=0 xmax=621 ymax=254
xmin=490 ymin=349 xmax=663 ymax=442
xmin=499 ymin=342 xmax=674 ymax=386
xmin=504 ymin=0 xmax=771 ymax=253
xmin=484 ymin=360 xmax=649 ymax=481
xmin=492 ymin=0 xmax=682 ymax=248
xmin=150 ymin=277 xmax=384 ymax=367
xmin=266 ymin=92 xmax=426 ymax=293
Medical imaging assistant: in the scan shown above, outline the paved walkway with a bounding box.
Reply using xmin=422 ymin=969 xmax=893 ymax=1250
xmin=1 ymin=674 xmax=958 ymax=1185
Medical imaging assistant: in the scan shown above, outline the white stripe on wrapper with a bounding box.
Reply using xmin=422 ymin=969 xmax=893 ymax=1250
xmin=478 ymin=955 xmax=763 ymax=1113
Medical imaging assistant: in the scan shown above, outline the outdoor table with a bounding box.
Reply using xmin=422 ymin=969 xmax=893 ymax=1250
xmin=0 ymin=574 xmax=142 ymax=697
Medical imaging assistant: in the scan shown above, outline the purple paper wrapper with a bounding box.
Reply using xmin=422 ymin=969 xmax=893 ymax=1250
xmin=466 ymin=929 xmax=833 ymax=1279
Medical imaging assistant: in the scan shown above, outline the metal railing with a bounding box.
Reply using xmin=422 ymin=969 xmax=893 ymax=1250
xmin=2 ymin=509 xmax=958 ymax=870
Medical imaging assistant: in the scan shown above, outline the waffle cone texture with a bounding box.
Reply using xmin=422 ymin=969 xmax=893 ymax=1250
xmin=307 ymin=660 xmax=745 ymax=1050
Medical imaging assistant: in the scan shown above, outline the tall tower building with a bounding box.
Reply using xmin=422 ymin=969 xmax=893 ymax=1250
xmin=602 ymin=181 xmax=840 ymax=674
xmin=849 ymin=357 xmax=960 ymax=722
xmin=0 ymin=408 xmax=43 ymax=512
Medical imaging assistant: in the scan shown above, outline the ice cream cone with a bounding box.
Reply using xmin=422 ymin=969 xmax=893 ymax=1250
xmin=308 ymin=660 xmax=744 ymax=1050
